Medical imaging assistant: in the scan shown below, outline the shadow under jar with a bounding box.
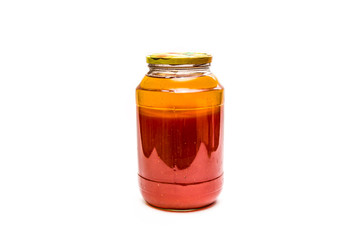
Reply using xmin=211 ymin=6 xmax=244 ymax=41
xmin=136 ymin=52 xmax=224 ymax=210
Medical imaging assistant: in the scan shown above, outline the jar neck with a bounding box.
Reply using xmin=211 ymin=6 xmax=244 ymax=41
xmin=147 ymin=63 xmax=211 ymax=78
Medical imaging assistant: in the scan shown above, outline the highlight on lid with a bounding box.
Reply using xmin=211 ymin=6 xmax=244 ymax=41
xmin=146 ymin=52 xmax=212 ymax=65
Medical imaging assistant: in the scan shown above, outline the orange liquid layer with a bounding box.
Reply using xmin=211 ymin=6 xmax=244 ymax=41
xmin=136 ymin=74 xmax=223 ymax=109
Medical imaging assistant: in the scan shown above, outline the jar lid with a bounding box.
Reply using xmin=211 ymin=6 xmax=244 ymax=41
xmin=146 ymin=52 xmax=212 ymax=65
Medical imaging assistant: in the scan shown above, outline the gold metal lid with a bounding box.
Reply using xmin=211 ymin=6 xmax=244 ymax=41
xmin=146 ymin=52 xmax=212 ymax=65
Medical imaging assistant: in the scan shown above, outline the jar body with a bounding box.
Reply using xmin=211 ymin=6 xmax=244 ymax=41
xmin=136 ymin=64 xmax=224 ymax=210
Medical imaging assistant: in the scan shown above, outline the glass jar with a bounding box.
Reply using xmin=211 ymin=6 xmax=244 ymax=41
xmin=136 ymin=52 xmax=224 ymax=210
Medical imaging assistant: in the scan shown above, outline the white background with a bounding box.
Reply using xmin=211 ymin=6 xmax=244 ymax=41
xmin=0 ymin=0 xmax=359 ymax=239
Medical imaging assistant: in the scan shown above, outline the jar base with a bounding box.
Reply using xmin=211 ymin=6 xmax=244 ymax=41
xmin=145 ymin=200 xmax=216 ymax=212
xmin=139 ymin=174 xmax=223 ymax=210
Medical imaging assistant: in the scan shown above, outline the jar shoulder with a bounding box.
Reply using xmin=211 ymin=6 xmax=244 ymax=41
xmin=137 ymin=73 xmax=223 ymax=92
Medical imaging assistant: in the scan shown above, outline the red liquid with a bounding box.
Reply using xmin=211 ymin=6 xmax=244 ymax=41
xmin=137 ymin=106 xmax=223 ymax=209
